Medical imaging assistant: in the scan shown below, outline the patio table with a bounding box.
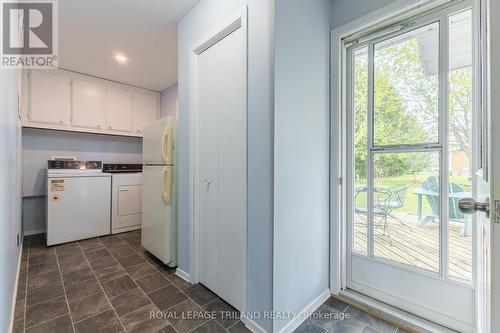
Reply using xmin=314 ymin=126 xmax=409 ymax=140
xmin=413 ymin=188 xmax=471 ymax=225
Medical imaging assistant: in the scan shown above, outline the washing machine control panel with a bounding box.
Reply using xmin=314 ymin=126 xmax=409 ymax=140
xmin=48 ymin=160 xmax=102 ymax=170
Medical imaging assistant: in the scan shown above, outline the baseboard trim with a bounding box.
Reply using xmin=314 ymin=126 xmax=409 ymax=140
xmin=24 ymin=228 xmax=45 ymax=236
xmin=277 ymin=289 xmax=331 ymax=333
xmin=9 ymin=243 xmax=23 ymax=333
xmin=175 ymin=268 xmax=191 ymax=283
xmin=241 ymin=317 xmax=268 ymax=333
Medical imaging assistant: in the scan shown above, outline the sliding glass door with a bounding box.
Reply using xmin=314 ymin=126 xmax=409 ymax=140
xmin=346 ymin=2 xmax=478 ymax=331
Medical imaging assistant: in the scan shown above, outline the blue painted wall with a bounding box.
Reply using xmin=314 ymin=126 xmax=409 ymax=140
xmin=178 ymin=0 xmax=275 ymax=331
xmin=0 ymin=71 xmax=22 ymax=333
xmin=273 ymin=0 xmax=331 ymax=331
xmin=160 ymin=84 xmax=178 ymax=118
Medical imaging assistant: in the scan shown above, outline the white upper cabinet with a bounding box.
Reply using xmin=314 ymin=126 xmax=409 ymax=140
xmin=106 ymin=87 xmax=133 ymax=133
xmin=22 ymin=69 xmax=160 ymax=137
xmin=132 ymin=92 xmax=159 ymax=134
xmin=29 ymin=71 xmax=71 ymax=126
xmin=71 ymin=79 xmax=105 ymax=130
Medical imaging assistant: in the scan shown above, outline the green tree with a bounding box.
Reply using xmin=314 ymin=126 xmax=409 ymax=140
xmin=354 ymin=45 xmax=430 ymax=179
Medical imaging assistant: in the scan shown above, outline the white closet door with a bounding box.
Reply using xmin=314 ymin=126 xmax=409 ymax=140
xmin=197 ymin=25 xmax=246 ymax=312
xmin=198 ymin=43 xmax=220 ymax=293
xmin=216 ymin=28 xmax=246 ymax=311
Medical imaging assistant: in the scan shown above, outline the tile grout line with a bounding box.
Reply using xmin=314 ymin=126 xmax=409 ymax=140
xmin=23 ymin=242 xmax=71 ymax=331
xmin=307 ymin=316 xmax=328 ymax=333
xmin=122 ymin=235 xmax=197 ymax=305
xmin=117 ymin=232 xmax=232 ymax=333
xmin=21 ymin=232 xmax=240 ymax=333
xmin=77 ymin=239 xmax=129 ymax=333
xmin=116 ymin=233 xmax=190 ymax=333
xmin=54 ymin=245 xmax=77 ymax=333
xmin=88 ymin=236 xmax=177 ymax=331
xmin=24 ymin=232 xmax=231 ymax=333
xmin=109 ymin=234 xmax=178 ymax=331
xmin=23 ymin=243 xmax=77 ymax=331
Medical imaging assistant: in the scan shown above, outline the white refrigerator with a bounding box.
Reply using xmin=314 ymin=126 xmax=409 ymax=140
xmin=141 ymin=117 xmax=177 ymax=267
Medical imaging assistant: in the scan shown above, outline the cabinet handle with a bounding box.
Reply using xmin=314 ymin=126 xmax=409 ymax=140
xmin=108 ymin=126 xmax=112 ymax=130
xmin=119 ymin=188 xmax=129 ymax=192
xmin=97 ymin=125 xmax=101 ymax=129
xmin=59 ymin=120 xmax=65 ymax=125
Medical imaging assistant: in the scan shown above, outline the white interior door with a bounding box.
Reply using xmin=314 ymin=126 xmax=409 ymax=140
xmin=345 ymin=3 xmax=482 ymax=332
xmin=195 ymin=22 xmax=246 ymax=312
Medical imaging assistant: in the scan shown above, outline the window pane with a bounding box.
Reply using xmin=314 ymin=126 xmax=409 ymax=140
xmin=353 ymin=47 xmax=368 ymax=255
xmin=448 ymin=9 xmax=473 ymax=282
xmin=372 ymin=152 xmax=440 ymax=273
xmin=374 ymin=23 xmax=440 ymax=146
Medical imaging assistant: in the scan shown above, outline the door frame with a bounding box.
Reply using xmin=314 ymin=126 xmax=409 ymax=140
xmin=330 ymin=0 xmax=495 ymax=330
xmin=188 ymin=6 xmax=248 ymax=311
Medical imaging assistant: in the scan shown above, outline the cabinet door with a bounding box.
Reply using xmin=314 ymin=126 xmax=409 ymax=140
xmin=71 ymin=79 xmax=105 ymax=130
xmin=106 ymin=87 xmax=133 ymax=132
xmin=29 ymin=71 xmax=71 ymax=126
xmin=132 ymin=92 xmax=158 ymax=134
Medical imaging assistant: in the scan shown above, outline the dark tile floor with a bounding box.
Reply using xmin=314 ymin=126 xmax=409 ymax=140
xmin=295 ymin=298 xmax=412 ymax=333
xmin=14 ymin=231 xmax=412 ymax=333
xmin=14 ymin=231 xmax=249 ymax=333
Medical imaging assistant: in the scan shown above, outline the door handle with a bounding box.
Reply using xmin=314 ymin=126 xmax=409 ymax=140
xmin=458 ymin=197 xmax=490 ymax=218
xmin=161 ymin=166 xmax=172 ymax=205
xmin=204 ymin=180 xmax=210 ymax=191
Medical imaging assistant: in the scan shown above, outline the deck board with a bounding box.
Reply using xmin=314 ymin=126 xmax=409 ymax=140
xmin=353 ymin=213 xmax=472 ymax=281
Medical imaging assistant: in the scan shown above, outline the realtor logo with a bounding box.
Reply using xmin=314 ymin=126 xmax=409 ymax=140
xmin=1 ymin=0 xmax=58 ymax=68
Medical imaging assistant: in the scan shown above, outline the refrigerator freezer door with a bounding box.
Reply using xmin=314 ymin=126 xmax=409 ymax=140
xmin=143 ymin=117 xmax=174 ymax=165
xmin=141 ymin=165 xmax=174 ymax=265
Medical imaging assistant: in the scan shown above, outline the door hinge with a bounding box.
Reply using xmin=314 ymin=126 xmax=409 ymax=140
xmin=337 ymin=177 xmax=343 ymax=185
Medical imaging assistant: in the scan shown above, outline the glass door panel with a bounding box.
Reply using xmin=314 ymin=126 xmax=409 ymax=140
xmin=353 ymin=46 xmax=369 ymax=255
xmin=372 ymin=151 xmax=440 ymax=272
xmin=373 ymin=23 xmax=440 ymax=146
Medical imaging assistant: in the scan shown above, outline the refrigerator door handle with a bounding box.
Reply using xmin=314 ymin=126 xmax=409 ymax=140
xmin=162 ymin=124 xmax=173 ymax=165
xmin=161 ymin=166 xmax=172 ymax=205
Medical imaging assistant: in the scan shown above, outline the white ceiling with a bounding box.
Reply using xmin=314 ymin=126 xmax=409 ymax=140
xmin=59 ymin=0 xmax=199 ymax=92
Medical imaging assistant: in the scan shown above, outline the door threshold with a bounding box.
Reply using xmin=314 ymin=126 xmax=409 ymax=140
xmin=337 ymin=289 xmax=459 ymax=333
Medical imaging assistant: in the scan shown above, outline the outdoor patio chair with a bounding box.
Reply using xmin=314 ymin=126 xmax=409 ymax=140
xmin=421 ymin=176 xmax=471 ymax=236
xmin=355 ymin=184 xmax=411 ymax=240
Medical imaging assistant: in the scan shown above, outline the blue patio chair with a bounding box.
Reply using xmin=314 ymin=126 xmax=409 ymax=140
xmin=421 ymin=176 xmax=470 ymax=236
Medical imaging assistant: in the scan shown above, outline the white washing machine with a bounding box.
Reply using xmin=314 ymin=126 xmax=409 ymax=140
xmin=46 ymin=160 xmax=111 ymax=246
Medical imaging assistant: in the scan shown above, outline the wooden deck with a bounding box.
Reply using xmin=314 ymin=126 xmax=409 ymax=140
xmin=353 ymin=213 xmax=472 ymax=281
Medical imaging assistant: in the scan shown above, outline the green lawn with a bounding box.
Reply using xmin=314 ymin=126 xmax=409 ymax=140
xmin=354 ymin=173 xmax=470 ymax=216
